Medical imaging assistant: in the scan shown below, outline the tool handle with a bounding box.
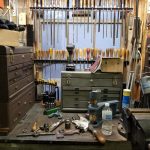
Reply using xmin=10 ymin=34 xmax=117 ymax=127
xmin=93 ymin=130 xmax=106 ymax=144
xmin=64 ymin=129 xmax=80 ymax=135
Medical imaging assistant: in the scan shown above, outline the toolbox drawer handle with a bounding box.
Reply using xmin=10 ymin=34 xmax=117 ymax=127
xmin=103 ymin=89 xmax=108 ymax=94
xmin=74 ymin=98 xmax=79 ymax=101
xmin=18 ymin=112 xmax=21 ymax=116
xmin=17 ymin=101 xmax=21 ymax=105
xmin=74 ymin=103 xmax=79 ymax=107
xmin=112 ymin=79 xmax=118 ymax=86
xmin=90 ymin=79 xmax=93 ymax=83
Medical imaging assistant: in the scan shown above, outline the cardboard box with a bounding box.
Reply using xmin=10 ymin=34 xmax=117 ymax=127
xmin=0 ymin=29 xmax=20 ymax=47
xmin=101 ymin=58 xmax=124 ymax=73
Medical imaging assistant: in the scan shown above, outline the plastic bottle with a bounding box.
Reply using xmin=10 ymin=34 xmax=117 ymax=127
xmin=101 ymin=103 xmax=112 ymax=136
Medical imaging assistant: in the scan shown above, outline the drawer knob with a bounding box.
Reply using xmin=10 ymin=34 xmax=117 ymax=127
xmin=74 ymin=103 xmax=79 ymax=107
xmin=18 ymin=112 xmax=21 ymax=116
xmin=90 ymin=79 xmax=93 ymax=83
xmin=112 ymin=79 xmax=118 ymax=86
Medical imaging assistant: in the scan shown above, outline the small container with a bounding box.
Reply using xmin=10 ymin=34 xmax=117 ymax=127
xmin=65 ymin=119 xmax=71 ymax=129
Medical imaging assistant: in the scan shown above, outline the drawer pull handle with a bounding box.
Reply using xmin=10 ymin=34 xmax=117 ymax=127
xmin=112 ymin=79 xmax=118 ymax=86
xmin=74 ymin=98 xmax=79 ymax=101
xmin=74 ymin=103 xmax=79 ymax=107
xmin=66 ymin=79 xmax=70 ymax=85
xmin=18 ymin=112 xmax=21 ymax=116
xmin=90 ymin=79 xmax=93 ymax=83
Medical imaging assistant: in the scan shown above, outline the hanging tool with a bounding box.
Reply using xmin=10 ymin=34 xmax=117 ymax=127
xmin=102 ymin=0 xmax=105 ymax=38
xmin=91 ymin=0 xmax=94 ymax=43
xmin=76 ymin=0 xmax=79 ymax=42
xmin=87 ymin=0 xmax=90 ymax=33
xmin=110 ymin=0 xmax=113 ymax=38
xmin=72 ymin=0 xmax=75 ymax=43
xmin=105 ymin=0 xmax=108 ymax=37
xmin=83 ymin=0 xmax=86 ymax=38
xmin=80 ymin=0 xmax=82 ymax=27
xmin=53 ymin=0 xmax=56 ymax=48
xmin=98 ymin=0 xmax=101 ymax=32
xmin=57 ymin=0 xmax=60 ymax=43
xmin=113 ymin=0 xmax=116 ymax=46
xmin=121 ymin=0 xmax=124 ymax=37
xmin=50 ymin=0 xmax=53 ymax=46
xmin=42 ymin=0 xmax=45 ymax=31
xmin=116 ymin=0 xmax=120 ymax=38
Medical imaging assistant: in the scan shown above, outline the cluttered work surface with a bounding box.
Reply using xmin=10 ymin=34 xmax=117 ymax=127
xmin=0 ymin=103 xmax=131 ymax=150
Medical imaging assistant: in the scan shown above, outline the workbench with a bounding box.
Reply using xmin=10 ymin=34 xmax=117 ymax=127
xmin=0 ymin=103 xmax=132 ymax=150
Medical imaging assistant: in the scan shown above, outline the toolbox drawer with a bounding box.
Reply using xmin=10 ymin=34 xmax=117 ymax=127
xmin=62 ymin=96 xmax=88 ymax=108
xmin=5 ymin=53 xmax=33 ymax=66
xmin=0 ymin=82 xmax=35 ymax=133
xmin=9 ymin=75 xmax=34 ymax=97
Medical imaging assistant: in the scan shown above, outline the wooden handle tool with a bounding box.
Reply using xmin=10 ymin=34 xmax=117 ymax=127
xmin=88 ymin=124 xmax=106 ymax=144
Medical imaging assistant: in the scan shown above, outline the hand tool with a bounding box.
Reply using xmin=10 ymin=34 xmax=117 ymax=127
xmin=105 ymin=0 xmax=108 ymax=37
xmin=88 ymin=124 xmax=106 ymax=144
xmin=113 ymin=0 xmax=116 ymax=46
xmin=87 ymin=48 xmax=90 ymax=68
xmin=53 ymin=0 xmax=56 ymax=48
xmin=102 ymin=0 xmax=105 ymax=38
xmin=91 ymin=0 xmax=94 ymax=43
xmin=110 ymin=0 xmax=113 ymax=38
xmin=121 ymin=0 xmax=124 ymax=37
xmin=42 ymin=0 xmax=45 ymax=31
xmin=31 ymin=121 xmax=38 ymax=132
xmin=73 ymin=115 xmax=106 ymax=144
xmin=80 ymin=0 xmax=82 ymax=28
xmin=56 ymin=129 xmax=80 ymax=138
xmin=57 ymin=0 xmax=60 ymax=43
xmin=87 ymin=0 xmax=90 ymax=33
xmin=98 ymin=0 xmax=101 ymax=32
xmin=83 ymin=0 xmax=86 ymax=38
xmin=76 ymin=1 xmax=79 ymax=42
xmin=16 ymin=131 xmax=55 ymax=137
xmin=116 ymin=0 xmax=120 ymax=38
xmin=72 ymin=0 xmax=75 ymax=43
xmin=49 ymin=119 xmax=65 ymax=132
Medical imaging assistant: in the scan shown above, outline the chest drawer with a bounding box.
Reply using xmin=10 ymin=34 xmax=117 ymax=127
xmin=0 ymin=82 xmax=35 ymax=133
xmin=9 ymin=75 xmax=34 ymax=97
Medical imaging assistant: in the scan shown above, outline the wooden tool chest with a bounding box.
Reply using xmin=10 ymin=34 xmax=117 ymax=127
xmin=61 ymin=71 xmax=122 ymax=112
xmin=0 ymin=46 xmax=35 ymax=135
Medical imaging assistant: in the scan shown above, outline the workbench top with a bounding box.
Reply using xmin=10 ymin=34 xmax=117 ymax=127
xmin=0 ymin=103 xmax=131 ymax=150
